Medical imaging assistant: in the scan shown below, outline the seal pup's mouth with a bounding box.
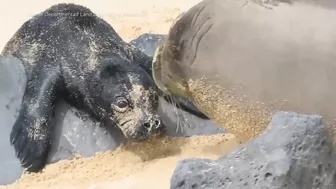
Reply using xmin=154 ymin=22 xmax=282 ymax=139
xmin=119 ymin=115 xmax=166 ymax=142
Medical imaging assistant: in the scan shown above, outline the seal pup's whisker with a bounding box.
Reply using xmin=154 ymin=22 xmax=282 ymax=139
xmin=120 ymin=120 xmax=131 ymax=127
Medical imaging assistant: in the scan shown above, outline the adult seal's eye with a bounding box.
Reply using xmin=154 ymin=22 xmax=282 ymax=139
xmin=115 ymin=98 xmax=129 ymax=112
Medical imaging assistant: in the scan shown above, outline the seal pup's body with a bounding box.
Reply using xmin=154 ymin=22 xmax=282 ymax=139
xmin=2 ymin=3 xmax=170 ymax=172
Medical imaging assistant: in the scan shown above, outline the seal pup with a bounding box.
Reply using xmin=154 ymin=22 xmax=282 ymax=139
xmin=152 ymin=0 xmax=336 ymax=142
xmin=2 ymin=3 xmax=167 ymax=172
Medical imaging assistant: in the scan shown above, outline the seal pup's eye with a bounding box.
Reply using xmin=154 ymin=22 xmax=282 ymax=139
xmin=114 ymin=97 xmax=129 ymax=113
xmin=117 ymin=100 xmax=128 ymax=108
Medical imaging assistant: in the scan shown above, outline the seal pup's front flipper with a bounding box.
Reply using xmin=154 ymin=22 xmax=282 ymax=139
xmin=10 ymin=64 xmax=64 ymax=172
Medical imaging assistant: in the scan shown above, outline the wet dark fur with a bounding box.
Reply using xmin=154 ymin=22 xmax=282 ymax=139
xmin=2 ymin=3 xmax=208 ymax=172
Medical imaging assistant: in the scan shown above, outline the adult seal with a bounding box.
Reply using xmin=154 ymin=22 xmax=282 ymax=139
xmin=1 ymin=3 xmax=206 ymax=172
xmin=153 ymin=0 xmax=336 ymax=142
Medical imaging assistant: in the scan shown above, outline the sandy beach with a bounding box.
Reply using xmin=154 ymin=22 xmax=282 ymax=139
xmin=3 ymin=134 xmax=239 ymax=189
xmin=0 ymin=0 xmax=203 ymax=49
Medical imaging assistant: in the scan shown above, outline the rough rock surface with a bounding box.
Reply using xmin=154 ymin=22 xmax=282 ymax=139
xmin=170 ymin=111 xmax=336 ymax=189
xmin=0 ymin=34 xmax=224 ymax=185
xmin=129 ymin=33 xmax=167 ymax=56
xmin=0 ymin=56 xmax=26 ymax=185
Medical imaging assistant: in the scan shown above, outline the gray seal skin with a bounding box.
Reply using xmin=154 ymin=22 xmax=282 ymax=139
xmin=0 ymin=3 xmax=202 ymax=173
xmin=153 ymin=0 xmax=336 ymax=142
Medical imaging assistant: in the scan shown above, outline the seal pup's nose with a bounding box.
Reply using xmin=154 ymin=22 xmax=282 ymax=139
xmin=143 ymin=118 xmax=161 ymax=131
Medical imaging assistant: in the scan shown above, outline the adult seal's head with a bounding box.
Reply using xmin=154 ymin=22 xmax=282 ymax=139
xmin=152 ymin=1 xmax=212 ymax=98
xmin=153 ymin=0 xmax=336 ymax=143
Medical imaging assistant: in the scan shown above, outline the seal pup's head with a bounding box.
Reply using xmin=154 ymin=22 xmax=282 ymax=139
xmin=91 ymin=54 xmax=166 ymax=141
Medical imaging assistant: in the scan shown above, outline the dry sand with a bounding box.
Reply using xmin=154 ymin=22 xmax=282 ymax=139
xmin=0 ymin=0 xmax=242 ymax=188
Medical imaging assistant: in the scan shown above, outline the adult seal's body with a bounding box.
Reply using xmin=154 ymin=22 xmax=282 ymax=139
xmin=153 ymin=0 xmax=336 ymax=142
xmin=1 ymin=3 xmax=206 ymax=172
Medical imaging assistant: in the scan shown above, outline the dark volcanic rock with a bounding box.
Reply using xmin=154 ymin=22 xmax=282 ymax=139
xmin=158 ymin=97 xmax=226 ymax=137
xmin=0 ymin=56 xmax=26 ymax=185
xmin=170 ymin=111 xmax=336 ymax=189
xmin=129 ymin=33 xmax=167 ymax=56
